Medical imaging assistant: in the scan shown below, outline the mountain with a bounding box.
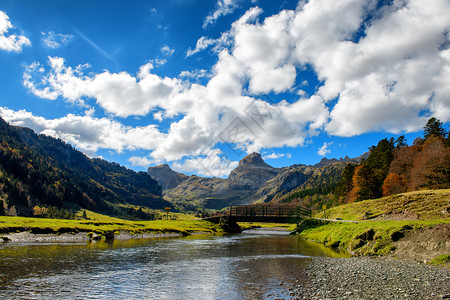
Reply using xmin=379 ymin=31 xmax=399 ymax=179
xmin=153 ymin=153 xmax=280 ymax=210
xmin=148 ymin=164 xmax=189 ymax=190
xmin=255 ymin=163 xmax=350 ymax=204
xmin=154 ymin=152 xmax=362 ymax=210
xmin=227 ymin=153 xmax=279 ymax=188
xmin=0 ymin=117 xmax=170 ymax=218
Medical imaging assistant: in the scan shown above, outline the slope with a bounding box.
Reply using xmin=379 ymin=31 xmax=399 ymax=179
xmin=0 ymin=117 xmax=170 ymax=218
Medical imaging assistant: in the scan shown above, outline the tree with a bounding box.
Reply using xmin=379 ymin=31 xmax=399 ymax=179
xmin=424 ymin=117 xmax=447 ymax=140
xmin=356 ymin=138 xmax=395 ymax=201
xmin=382 ymin=173 xmax=405 ymax=196
xmin=410 ymin=138 xmax=450 ymax=190
xmin=334 ymin=163 xmax=356 ymax=198
xmin=395 ymin=135 xmax=407 ymax=148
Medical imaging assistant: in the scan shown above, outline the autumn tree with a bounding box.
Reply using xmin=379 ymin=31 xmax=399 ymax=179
xmin=347 ymin=165 xmax=363 ymax=203
xmin=410 ymin=138 xmax=450 ymax=190
xmin=382 ymin=144 xmax=423 ymax=195
xmin=382 ymin=173 xmax=405 ymax=196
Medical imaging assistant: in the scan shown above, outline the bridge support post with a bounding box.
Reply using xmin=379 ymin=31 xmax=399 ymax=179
xmin=219 ymin=216 xmax=242 ymax=233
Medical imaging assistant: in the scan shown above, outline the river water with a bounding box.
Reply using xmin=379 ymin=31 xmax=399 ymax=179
xmin=0 ymin=229 xmax=346 ymax=299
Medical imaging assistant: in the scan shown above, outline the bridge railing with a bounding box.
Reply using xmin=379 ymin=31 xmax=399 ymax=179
xmin=229 ymin=204 xmax=311 ymax=220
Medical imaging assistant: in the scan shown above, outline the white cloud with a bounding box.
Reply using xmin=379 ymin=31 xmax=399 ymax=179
xmin=161 ymin=45 xmax=174 ymax=56
xmin=0 ymin=107 xmax=165 ymax=156
xmin=318 ymin=142 xmax=332 ymax=156
xmin=186 ymin=36 xmax=217 ymax=57
xmin=0 ymin=11 xmax=31 ymax=52
xmin=203 ymin=0 xmax=239 ymax=29
xmin=179 ymin=69 xmax=209 ymax=80
xmin=289 ymin=0 xmax=450 ymax=135
xmin=41 ymin=31 xmax=73 ymax=49
xmin=263 ymin=152 xmax=291 ymax=160
xmin=172 ymin=149 xmax=238 ymax=177
xmin=23 ymin=57 xmax=182 ymax=117
xmin=128 ymin=156 xmax=154 ymax=167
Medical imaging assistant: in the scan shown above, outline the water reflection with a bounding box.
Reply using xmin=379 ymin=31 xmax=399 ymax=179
xmin=0 ymin=228 xmax=346 ymax=299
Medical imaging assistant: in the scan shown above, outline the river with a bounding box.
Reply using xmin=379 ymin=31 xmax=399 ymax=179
xmin=0 ymin=228 xmax=347 ymax=299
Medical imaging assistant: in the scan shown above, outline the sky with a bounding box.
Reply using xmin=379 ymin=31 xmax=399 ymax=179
xmin=0 ymin=0 xmax=449 ymax=178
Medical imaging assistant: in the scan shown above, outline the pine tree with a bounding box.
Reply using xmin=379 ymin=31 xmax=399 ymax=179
xmin=424 ymin=117 xmax=447 ymax=140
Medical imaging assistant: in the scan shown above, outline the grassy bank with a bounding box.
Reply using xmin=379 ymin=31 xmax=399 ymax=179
xmin=299 ymin=219 xmax=448 ymax=255
xmin=315 ymin=189 xmax=450 ymax=221
xmin=237 ymin=222 xmax=296 ymax=231
xmin=0 ymin=214 xmax=222 ymax=238
xmin=298 ymin=190 xmax=450 ymax=263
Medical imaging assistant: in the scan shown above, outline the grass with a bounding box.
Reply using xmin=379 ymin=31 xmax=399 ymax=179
xmin=315 ymin=189 xmax=450 ymax=221
xmin=0 ymin=213 xmax=222 ymax=237
xmin=237 ymin=222 xmax=297 ymax=231
xmin=298 ymin=190 xmax=450 ymax=257
xmin=428 ymin=254 xmax=450 ymax=266
xmin=299 ymin=219 xmax=449 ymax=256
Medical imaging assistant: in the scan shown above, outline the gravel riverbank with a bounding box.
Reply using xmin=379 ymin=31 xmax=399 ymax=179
xmin=281 ymin=256 xmax=450 ymax=300
xmin=1 ymin=231 xmax=185 ymax=242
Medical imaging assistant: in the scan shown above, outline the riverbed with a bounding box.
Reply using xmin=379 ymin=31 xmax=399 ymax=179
xmin=0 ymin=228 xmax=448 ymax=299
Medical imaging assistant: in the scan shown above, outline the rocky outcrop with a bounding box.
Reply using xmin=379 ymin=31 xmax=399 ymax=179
xmin=227 ymin=153 xmax=279 ymax=188
xmin=148 ymin=164 xmax=189 ymax=190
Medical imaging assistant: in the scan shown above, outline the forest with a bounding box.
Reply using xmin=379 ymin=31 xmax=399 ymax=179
xmin=0 ymin=117 xmax=171 ymax=219
xmin=334 ymin=117 xmax=450 ymax=204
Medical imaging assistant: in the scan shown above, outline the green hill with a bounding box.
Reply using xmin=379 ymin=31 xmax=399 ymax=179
xmin=315 ymin=189 xmax=450 ymax=221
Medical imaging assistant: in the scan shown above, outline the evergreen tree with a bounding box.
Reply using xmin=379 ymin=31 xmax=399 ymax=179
xmin=334 ymin=163 xmax=356 ymax=198
xmin=395 ymin=135 xmax=407 ymax=148
xmin=424 ymin=117 xmax=447 ymax=140
xmin=356 ymin=138 xmax=395 ymax=201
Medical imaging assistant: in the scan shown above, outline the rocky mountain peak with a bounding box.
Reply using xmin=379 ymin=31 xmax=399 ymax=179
xmin=239 ymin=152 xmax=272 ymax=168
xmin=227 ymin=152 xmax=278 ymax=187
xmin=148 ymin=164 xmax=188 ymax=190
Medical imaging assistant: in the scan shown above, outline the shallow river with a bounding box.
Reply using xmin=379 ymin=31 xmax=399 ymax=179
xmin=0 ymin=229 xmax=346 ymax=299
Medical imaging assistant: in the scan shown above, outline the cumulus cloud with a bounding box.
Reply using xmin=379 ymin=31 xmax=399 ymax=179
xmin=18 ymin=0 xmax=450 ymax=176
xmin=0 ymin=107 xmax=165 ymax=156
xmin=289 ymin=0 xmax=450 ymax=135
xmin=23 ymin=57 xmax=183 ymax=117
xmin=172 ymin=148 xmax=238 ymax=177
xmin=0 ymin=11 xmax=31 ymax=52
xmin=42 ymin=31 xmax=73 ymax=49
xmin=128 ymin=156 xmax=154 ymax=167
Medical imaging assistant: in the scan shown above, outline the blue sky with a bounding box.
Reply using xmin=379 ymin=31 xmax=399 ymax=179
xmin=0 ymin=0 xmax=449 ymax=177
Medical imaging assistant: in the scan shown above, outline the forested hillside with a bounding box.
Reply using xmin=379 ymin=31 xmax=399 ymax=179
xmin=0 ymin=118 xmax=170 ymax=219
xmin=335 ymin=118 xmax=450 ymax=204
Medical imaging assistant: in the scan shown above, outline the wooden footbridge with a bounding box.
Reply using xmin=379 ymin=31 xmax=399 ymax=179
xmin=204 ymin=204 xmax=312 ymax=232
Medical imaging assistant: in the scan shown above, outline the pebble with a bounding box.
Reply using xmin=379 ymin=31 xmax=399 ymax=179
xmin=282 ymin=257 xmax=450 ymax=300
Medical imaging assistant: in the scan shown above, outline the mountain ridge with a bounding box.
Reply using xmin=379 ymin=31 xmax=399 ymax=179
xmin=0 ymin=117 xmax=170 ymax=219
xmin=150 ymin=152 xmax=364 ymax=210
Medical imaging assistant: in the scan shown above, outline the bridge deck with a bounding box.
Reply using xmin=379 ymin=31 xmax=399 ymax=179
xmin=204 ymin=204 xmax=312 ymax=224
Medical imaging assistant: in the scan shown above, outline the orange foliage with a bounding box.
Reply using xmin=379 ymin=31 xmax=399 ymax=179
xmin=347 ymin=165 xmax=363 ymax=203
xmin=409 ymin=138 xmax=450 ymax=190
xmin=382 ymin=173 xmax=406 ymax=196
